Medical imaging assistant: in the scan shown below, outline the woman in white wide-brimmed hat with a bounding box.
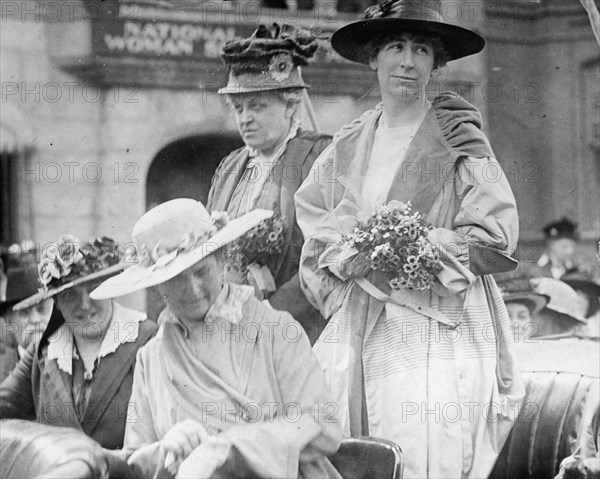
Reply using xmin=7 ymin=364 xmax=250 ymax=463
xmin=295 ymin=0 xmax=523 ymax=476
xmin=91 ymin=199 xmax=342 ymax=479
xmin=0 ymin=236 xmax=157 ymax=451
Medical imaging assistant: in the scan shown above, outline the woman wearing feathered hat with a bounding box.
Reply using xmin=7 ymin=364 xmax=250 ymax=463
xmin=0 ymin=235 xmax=157 ymax=451
xmin=89 ymin=199 xmax=342 ymax=479
xmin=207 ymin=24 xmax=332 ymax=344
xmin=295 ymin=1 xmax=523 ymax=477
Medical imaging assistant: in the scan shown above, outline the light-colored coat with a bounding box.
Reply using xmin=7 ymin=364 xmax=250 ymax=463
xmin=295 ymin=93 xmax=525 ymax=478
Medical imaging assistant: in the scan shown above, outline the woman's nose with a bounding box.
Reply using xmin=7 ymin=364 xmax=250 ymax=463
xmin=400 ymin=49 xmax=414 ymax=68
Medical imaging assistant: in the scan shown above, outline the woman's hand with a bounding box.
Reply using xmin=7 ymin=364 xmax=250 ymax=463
xmin=175 ymin=437 xmax=231 ymax=479
xmin=329 ymin=250 xmax=372 ymax=281
xmin=160 ymin=419 xmax=209 ymax=475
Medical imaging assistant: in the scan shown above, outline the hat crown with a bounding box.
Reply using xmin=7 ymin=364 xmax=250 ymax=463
xmin=132 ymin=199 xmax=213 ymax=253
xmin=364 ymin=0 xmax=444 ymax=22
xmin=5 ymin=266 xmax=39 ymax=303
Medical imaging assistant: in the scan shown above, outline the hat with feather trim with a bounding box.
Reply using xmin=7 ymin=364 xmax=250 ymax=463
xmin=331 ymin=0 xmax=485 ymax=65
xmin=218 ymin=23 xmax=318 ymax=95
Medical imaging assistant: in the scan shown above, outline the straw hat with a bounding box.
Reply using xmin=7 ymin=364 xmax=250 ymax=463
xmin=331 ymin=0 xmax=485 ymax=65
xmin=217 ymin=23 xmax=318 ymax=95
xmin=562 ymin=273 xmax=600 ymax=317
xmin=531 ymin=277 xmax=588 ymax=324
xmin=90 ymin=199 xmax=272 ymax=300
xmin=12 ymin=236 xmax=126 ymax=311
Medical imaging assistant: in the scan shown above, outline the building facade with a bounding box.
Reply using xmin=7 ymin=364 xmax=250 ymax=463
xmin=1 ymin=0 xmax=598 ymax=302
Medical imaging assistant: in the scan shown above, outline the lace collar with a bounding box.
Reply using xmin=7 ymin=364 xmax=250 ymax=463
xmin=47 ymin=302 xmax=146 ymax=375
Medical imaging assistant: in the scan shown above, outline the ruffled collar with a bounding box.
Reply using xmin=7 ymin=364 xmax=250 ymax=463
xmin=47 ymin=302 xmax=146 ymax=375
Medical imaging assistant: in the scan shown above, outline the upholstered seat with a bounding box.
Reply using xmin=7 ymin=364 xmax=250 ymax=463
xmin=489 ymin=337 xmax=599 ymax=479
xmin=330 ymin=436 xmax=403 ymax=479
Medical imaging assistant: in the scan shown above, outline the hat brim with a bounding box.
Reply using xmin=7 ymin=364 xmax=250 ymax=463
xmin=89 ymin=209 xmax=273 ymax=300
xmin=217 ymin=83 xmax=310 ymax=95
xmin=504 ymin=292 xmax=550 ymax=316
xmin=331 ymin=18 xmax=485 ymax=65
xmin=563 ymin=279 xmax=600 ymax=316
xmin=12 ymin=263 xmax=128 ymax=312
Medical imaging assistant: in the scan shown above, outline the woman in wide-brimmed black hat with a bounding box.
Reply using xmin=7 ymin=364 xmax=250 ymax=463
xmin=295 ymin=1 xmax=522 ymax=477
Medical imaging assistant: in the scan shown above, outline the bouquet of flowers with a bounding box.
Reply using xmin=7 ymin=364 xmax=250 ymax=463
xmin=341 ymin=202 xmax=442 ymax=290
xmin=225 ymin=214 xmax=286 ymax=295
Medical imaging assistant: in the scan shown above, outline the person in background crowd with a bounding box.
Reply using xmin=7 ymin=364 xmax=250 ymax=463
xmin=533 ymin=218 xmax=596 ymax=281
xmin=0 ymin=265 xmax=52 ymax=383
xmin=0 ymin=235 xmax=157 ymax=450
xmin=494 ymin=272 xmax=550 ymax=343
xmin=563 ymin=273 xmax=600 ymax=337
xmin=531 ymin=277 xmax=588 ymax=337
xmin=295 ymin=0 xmax=523 ymax=477
xmin=207 ymin=23 xmax=332 ymax=344
xmin=90 ymin=199 xmax=342 ymax=479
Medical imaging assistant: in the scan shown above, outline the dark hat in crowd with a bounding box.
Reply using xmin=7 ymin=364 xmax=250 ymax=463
xmin=542 ymin=217 xmax=579 ymax=241
xmin=13 ymin=235 xmax=126 ymax=311
xmin=331 ymin=0 xmax=485 ymax=65
xmin=218 ymin=23 xmax=318 ymax=95
xmin=0 ymin=266 xmax=40 ymax=315
xmin=495 ymin=273 xmax=550 ymax=316
xmin=562 ymin=273 xmax=600 ymax=317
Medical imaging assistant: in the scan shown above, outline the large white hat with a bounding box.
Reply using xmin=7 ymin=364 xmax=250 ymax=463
xmin=90 ymin=199 xmax=272 ymax=300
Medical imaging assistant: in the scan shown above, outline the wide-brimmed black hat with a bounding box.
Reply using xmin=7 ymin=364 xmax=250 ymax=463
xmin=331 ymin=0 xmax=485 ymax=65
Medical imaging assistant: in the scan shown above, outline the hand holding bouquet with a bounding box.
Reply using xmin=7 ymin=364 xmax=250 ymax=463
xmin=340 ymin=201 xmax=442 ymax=290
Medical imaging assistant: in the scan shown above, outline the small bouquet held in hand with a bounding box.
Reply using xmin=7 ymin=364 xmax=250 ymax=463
xmin=341 ymin=202 xmax=442 ymax=290
xmin=225 ymin=214 xmax=286 ymax=296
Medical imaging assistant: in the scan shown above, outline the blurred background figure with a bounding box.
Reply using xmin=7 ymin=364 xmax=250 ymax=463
xmin=563 ymin=273 xmax=600 ymax=338
xmin=0 ymin=257 xmax=52 ymax=384
xmin=534 ymin=218 xmax=596 ymax=281
xmin=531 ymin=277 xmax=588 ymax=337
xmin=495 ymin=272 xmax=550 ymax=343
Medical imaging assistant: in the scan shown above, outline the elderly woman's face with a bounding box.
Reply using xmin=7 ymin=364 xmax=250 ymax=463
xmin=229 ymin=91 xmax=293 ymax=155
xmin=158 ymin=254 xmax=224 ymax=323
xmin=370 ymin=36 xmax=435 ymax=102
xmin=55 ymin=281 xmax=112 ymax=341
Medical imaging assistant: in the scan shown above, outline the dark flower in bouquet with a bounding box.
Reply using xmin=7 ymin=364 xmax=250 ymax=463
xmin=342 ymin=202 xmax=442 ymax=290
xmin=226 ymin=213 xmax=286 ymax=276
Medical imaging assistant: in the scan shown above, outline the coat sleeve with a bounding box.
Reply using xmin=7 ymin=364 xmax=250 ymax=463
xmin=428 ymin=156 xmax=519 ymax=296
xmin=269 ymin=135 xmax=333 ymax=333
xmin=123 ymin=347 xmax=164 ymax=479
xmin=215 ymin=314 xmax=343 ymax=478
xmin=0 ymin=343 xmax=36 ymax=420
xmin=295 ymin=146 xmax=354 ymax=319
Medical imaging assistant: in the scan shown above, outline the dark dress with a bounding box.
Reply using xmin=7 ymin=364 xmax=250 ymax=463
xmin=207 ymin=129 xmax=332 ymax=343
xmin=0 ymin=303 xmax=157 ymax=449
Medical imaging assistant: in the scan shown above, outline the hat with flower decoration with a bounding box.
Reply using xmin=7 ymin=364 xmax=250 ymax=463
xmin=217 ymin=23 xmax=318 ymax=95
xmin=89 ymin=199 xmax=272 ymax=300
xmin=12 ymin=235 xmax=126 ymax=311
xmin=331 ymin=0 xmax=485 ymax=65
